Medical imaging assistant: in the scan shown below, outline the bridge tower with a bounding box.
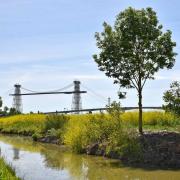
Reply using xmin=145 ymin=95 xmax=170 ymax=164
xmin=72 ymin=81 xmax=82 ymax=113
xmin=13 ymin=84 xmax=23 ymax=113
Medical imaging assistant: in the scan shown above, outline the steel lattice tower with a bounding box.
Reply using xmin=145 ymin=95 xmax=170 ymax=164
xmin=13 ymin=84 xmax=23 ymax=113
xmin=72 ymin=81 xmax=82 ymax=113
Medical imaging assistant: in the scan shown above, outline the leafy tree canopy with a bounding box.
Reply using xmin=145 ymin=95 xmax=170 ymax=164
xmin=94 ymin=7 xmax=176 ymax=90
xmin=93 ymin=7 xmax=177 ymax=133
xmin=163 ymin=81 xmax=180 ymax=115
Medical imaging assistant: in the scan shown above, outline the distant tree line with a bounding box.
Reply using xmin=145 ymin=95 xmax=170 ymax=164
xmin=0 ymin=97 xmax=21 ymax=116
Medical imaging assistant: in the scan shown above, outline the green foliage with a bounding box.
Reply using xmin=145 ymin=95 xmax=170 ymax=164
xmin=0 ymin=97 xmax=21 ymax=116
xmin=122 ymin=111 xmax=180 ymax=127
xmin=44 ymin=114 xmax=69 ymax=143
xmin=106 ymin=101 xmax=122 ymax=113
xmin=44 ymin=114 xmax=69 ymax=131
xmin=0 ymin=97 xmax=2 ymax=109
xmin=64 ymin=115 xmax=87 ymax=153
xmin=0 ymin=114 xmax=45 ymax=135
xmin=65 ymin=103 xmax=123 ymax=153
xmin=8 ymin=108 xmax=21 ymax=116
xmin=0 ymin=111 xmax=179 ymax=157
xmin=93 ymin=7 xmax=176 ymax=88
xmin=93 ymin=7 xmax=177 ymax=133
xmin=163 ymin=81 xmax=180 ymax=116
xmin=107 ymin=129 xmax=142 ymax=161
xmin=0 ymin=158 xmax=20 ymax=180
xmin=32 ymin=133 xmax=42 ymax=141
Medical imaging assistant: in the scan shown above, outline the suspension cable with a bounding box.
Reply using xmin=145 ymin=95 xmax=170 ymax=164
xmin=81 ymin=83 xmax=107 ymax=103
xmin=21 ymin=83 xmax=74 ymax=93
xmin=21 ymin=87 xmax=40 ymax=93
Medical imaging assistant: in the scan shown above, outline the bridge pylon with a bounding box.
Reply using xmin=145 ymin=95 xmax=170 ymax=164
xmin=13 ymin=84 xmax=23 ymax=113
xmin=72 ymin=81 xmax=82 ymax=114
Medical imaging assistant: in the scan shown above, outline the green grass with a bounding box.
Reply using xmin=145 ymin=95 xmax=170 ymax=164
xmin=0 ymin=158 xmax=20 ymax=180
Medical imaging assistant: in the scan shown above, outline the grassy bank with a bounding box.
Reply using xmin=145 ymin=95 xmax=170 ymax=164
xmin=0 ymin=111 xmax=179 ymax=135
xmin=0 ymin=158 xmax=20 ymax=180
xmin=0 ymin=111 xmax=179 ymax=158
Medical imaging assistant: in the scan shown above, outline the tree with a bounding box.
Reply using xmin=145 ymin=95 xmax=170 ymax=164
xmin=163 ymin=81 xmax=180 ymax=115
xmin=0 ymin=97 xmax=2 ymax=109
xmin=93 ymin=7 xmax=177 ymax=134
xmin=9 ymin=107 xmax=21 ymax=116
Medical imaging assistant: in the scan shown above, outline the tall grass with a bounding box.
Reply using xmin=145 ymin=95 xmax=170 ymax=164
xmin=0 ymin=158 xmax=20 ymax=180
xmin=0 ymin=111 xmax=179 ymax=136
xmin=122 ymin=111 xmax=180 ymax=127
xmin=0 ymin=114 xmax=45 ymax=135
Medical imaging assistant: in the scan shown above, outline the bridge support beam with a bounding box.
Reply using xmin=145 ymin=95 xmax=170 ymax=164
xmin=13 ymin=84 xmax=23 ymax=113
xmin=72 ymin=81 xmax=82 ymax=114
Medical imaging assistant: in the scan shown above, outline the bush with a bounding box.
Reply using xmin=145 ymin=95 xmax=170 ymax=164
xmin=163 ymin=81 xmax=180 ymax=116
xmin=107 ymin=128 xmax=142 ymax=161
xmin=64 ymin=104 xmax=124 ymax=153
xmin=32 ymin=133 xmax=42 ymax=141
xmin=64 ymin=115 xmax=87 ymax=153
xmin=44 ymin=114 xmax=69 ymax=132
xmin=44 ymin=114 xmax=69 ymax=143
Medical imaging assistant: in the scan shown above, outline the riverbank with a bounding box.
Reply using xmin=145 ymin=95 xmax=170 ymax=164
xmin=0 ymin=111 xmax=179 ymax=168
xmin=85 ymin=131 xmax=180 ymax=169
xmin=0 ymin=158 xmax=20 ymax=180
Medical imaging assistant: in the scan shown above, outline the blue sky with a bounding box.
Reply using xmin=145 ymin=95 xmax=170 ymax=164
xmin=0 ymin=0 xmax=179 ymax=112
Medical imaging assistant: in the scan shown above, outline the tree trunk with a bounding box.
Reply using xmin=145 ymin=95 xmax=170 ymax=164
xmin=138 ymin=89 xmax=143 ymax=134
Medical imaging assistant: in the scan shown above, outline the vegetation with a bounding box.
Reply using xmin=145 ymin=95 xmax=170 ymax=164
xmin=93 ymin=7 xmax=177 ymax=134
xmin=0 ymin=110 xmax=179 ymax=160
xmin=0 ymin=114 xmax=45 ymax=135
xmin=0 ymin=111 xmax=179 ymax=137
xmin=0 ymin=158 xmax=20 ymax=180
xmin=0 ymin=97 xmax=21 ymax=116
xmin=163 ymin=81 xmax=180 ymax=116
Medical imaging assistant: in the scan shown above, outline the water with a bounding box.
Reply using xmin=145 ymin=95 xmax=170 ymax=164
xmin=0 ymin=135 xmax=179 ymax=180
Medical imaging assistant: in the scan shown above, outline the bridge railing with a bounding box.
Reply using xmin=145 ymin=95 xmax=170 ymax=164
xmin=43 ymin=107 xmax=163 ymax=114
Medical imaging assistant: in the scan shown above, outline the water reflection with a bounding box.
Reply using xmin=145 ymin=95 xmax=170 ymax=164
xmin=13 ymin=148 xmax=20 ymax=160
xmin=0 ymin=135 xmax=180 ymax=180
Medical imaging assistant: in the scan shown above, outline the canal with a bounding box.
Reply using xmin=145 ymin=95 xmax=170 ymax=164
xmin=0 ymin=135 xmax=179 ymax=180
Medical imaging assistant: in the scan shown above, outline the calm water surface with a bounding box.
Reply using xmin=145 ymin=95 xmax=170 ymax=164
xmin=0 ymin=135 xmax=179 ymax=180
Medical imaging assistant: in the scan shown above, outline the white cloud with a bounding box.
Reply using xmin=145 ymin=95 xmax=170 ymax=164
xmin=155 ymin=69 xmax=180 ymax=81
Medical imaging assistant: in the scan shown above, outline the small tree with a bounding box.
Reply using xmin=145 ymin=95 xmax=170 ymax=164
xmin=9 ymin=108 xmax=21 ymax=116
xmin=0 ymin=97 xmax=2 ymax=109
xmin=106 ymin=101 xmax=123 ymax=119
xmin=163 ymin=81 xmax=180 ymax=115
xmin=93 ymin=7 xmax=177 ymax=133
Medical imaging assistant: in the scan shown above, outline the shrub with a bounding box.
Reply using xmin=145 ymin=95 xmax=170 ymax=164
xmin=32 ymin=133 xmax=42 ymax=141
xmin=64 ymin=115 xmax=87 ymax=153
xmin=44 ymin=114 xmax=69 ymax=143
xmin=64 ymin=106 xmax=124 ymax=153
xmin=163 ymin=81 xmax=180 ymax=116
xmin=44 ymin=114 xmax=69 ymax=132
xmin=107 ymin=128 xmax=142 ymax=161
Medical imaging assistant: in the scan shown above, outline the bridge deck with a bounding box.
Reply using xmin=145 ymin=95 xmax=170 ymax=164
xmin=43 ymin=107 xmax=163 ymax=114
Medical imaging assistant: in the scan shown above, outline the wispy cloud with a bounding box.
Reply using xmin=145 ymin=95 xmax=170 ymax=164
xmin=155 ymin=70 xmax=180 ymax=81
